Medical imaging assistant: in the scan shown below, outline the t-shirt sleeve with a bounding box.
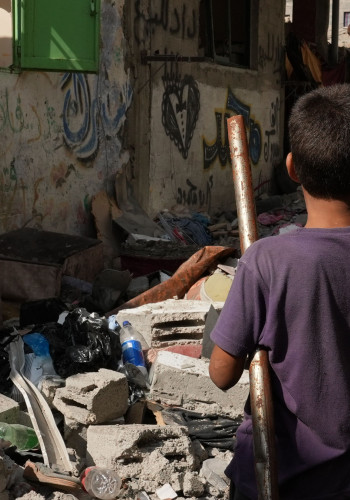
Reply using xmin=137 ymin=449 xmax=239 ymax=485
xmin=210 ymin=259 xmax=267 ymax=357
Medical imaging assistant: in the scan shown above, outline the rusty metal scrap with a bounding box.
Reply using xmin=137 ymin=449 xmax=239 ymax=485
xmin=226 ymin=115 xmax=259 ymax=254
xmin=227 ymin=114 xmax=279 ymax=500
xmin=249 ymin=349 xmax=279 ymax=500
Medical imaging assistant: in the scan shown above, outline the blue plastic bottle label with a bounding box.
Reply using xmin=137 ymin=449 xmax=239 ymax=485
xmin=121 ymin=340 xmax=146 ymax=368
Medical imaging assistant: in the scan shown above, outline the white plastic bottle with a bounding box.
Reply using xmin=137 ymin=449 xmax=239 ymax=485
xmin=120 ymin=321 xmax=149 ymax=377
xmin=81 ymin=467 xmax=122 ymax=500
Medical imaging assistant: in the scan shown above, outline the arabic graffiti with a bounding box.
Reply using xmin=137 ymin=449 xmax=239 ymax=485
xmin=0 ymin=89 xmax=25 ymax=134
xmin=203 ymin=88 xmax=262 ymax=169
xmin=264 ymin=97 xmax=280 ymax=163
xmin=258 ymin=32 xmax=282 ymax=73
xmin=177 ymin=176 xmax=213 ymax=211
xmin=134 ymin=0 xmax=196 ymax=45
xmin=0 ymin=158 xmax=17 ymax=194
xmin=61 ymin=73 xmax=133 ymax=161
xmin=162 ymin=70 xmax=200 ymax=159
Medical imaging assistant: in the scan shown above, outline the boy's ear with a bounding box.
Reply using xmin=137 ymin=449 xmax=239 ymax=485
xmin=286 ymin=153 xmax=300 ymax=183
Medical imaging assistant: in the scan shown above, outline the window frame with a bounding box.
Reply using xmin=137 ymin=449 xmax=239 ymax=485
xmin=202 ymin=0 xmax=258 ymax=70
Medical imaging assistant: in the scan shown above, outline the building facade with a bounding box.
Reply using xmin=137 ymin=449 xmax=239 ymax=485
xmin=0 ymin=0 xmax=286 ymax=237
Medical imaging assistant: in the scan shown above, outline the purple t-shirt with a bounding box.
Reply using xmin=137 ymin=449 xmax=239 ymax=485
xmin=211 ymin=226 xmax=350 ymax=499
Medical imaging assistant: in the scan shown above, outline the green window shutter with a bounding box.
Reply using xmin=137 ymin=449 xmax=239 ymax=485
xmin=20 ymin=0 xmax=100 ymax=72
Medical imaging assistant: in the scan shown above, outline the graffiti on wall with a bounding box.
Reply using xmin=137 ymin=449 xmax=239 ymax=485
xmin=203 ymin=88 xmax=262 ymax=169
xmin=134 ymin=0 xmax=196 ymax=45
xmin=258 ymin=33 xmax=282 ymax=74
xmin=0 ymin=158 xmax=17 ymax=194
xmin=0 ymin=90 xmax=25 ymax=134
xmin=61 ymin=73 xmax=133 ymax=161
xmin=264 ymin=97 xmax=280 ymax=164
xmin=177 ymin=175 xmax=213 ymax=211
xmin=162 ymin=68 xmax=200 ymax=159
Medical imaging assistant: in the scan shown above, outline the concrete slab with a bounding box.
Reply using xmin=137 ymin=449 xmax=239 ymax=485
xmin=116 ymin=299 xmax=224 ymax=348
xmin=86 ymin=424 xmax=196 ymax=481
xmin=148 ymin=351 xmax=249 ymax=419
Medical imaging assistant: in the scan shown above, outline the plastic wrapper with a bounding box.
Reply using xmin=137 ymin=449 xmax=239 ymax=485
xmin=36 ymin=308 xmax=122 ymax=378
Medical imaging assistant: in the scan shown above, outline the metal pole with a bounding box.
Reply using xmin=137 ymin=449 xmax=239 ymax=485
xmin=227 ymin=115 xmax=279 ymax=500
xmin=226 ymin=115 xmax=258 ymax=254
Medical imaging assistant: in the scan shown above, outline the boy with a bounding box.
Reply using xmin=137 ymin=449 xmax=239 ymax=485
xmin=209 ymin=83 xmax=350 ymax=500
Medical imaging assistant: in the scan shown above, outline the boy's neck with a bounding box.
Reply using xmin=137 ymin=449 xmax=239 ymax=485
xmin=304 ymin=189 xmax=350 ymax=228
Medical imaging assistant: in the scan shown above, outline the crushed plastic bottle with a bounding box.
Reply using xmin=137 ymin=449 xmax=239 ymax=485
xmin=0 ymin=422 xmax=39 ymax=451
xmin=22 ymin=332 xmax=58 ymax=389
xmin=120 ymin=321 xmax=149 ymax=378
xmin=80 ymin=466 xmax=122 ymax=500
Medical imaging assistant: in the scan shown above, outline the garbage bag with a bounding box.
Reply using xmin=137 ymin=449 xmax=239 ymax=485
xmin=37 ymin=308 xmax=122 ymax=378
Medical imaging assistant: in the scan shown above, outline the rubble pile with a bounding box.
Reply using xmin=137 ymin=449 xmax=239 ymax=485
xmin=0 ymin=188 xmax=307 ymax=500
xmin=0 ymin=298 xmax=247 ymax=500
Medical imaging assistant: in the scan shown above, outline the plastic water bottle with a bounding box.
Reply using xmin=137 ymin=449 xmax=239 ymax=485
xmin=80 ymin=466 xmax=122 ymax=500
xmin=120 ymin=321 xmax=149 ymax=377
xmin=0 ymin=422 xmax=39 ymax=450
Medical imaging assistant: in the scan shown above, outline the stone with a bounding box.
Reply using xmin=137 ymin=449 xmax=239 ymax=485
xmin=40 ymin=378 xmax=65 ymax=408
xmin=148 ymin=351 xmax=249 ymax=419
xmin=53 ymin=369 xmax=129 ymax=424
xmin=86 ymin=424 xmax=196 ymax=478
xmin=182 ymin=472 xmax=205 ymax=497
xmin=200 ymin=458 xmax=230 ymax=491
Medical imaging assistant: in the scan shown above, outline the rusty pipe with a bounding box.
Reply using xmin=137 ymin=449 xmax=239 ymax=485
xmin=227 ymin=115 xmax=279 ymax=500
xmin=227 ymin=115 xmax=258 ymax=254
xmin=249 ymin=349 xmax=279 ymax=500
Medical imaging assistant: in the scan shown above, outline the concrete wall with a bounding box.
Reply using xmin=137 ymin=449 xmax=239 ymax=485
xmin=0 ymin=0 xmax=131 ymax=236
xmin=130 ymin=0 xmax=285 ymax=217
xmin=0 ymin=0 xmax=285 ymax=237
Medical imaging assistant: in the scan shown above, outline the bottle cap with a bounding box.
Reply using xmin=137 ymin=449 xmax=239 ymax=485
xmin=122 ymin=321 xmax=130 ymax=326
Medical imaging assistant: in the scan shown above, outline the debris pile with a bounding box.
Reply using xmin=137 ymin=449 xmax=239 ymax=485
xmin=0 ymin=184 xmax=307 ymax=500
xmin=0 ymin=295 xmax=247 ymax=500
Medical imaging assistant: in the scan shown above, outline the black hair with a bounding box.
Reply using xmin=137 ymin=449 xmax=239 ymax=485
xmin=288 ymin=83 xmax=350 ymax=199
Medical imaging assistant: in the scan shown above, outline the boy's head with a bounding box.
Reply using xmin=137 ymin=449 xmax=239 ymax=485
xmin=288 ymin=83 xmax=350 ymax=200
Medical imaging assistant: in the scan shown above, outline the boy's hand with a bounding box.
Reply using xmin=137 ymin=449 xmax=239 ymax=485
xmin=209 ymin=345 xmax=246 ymax=390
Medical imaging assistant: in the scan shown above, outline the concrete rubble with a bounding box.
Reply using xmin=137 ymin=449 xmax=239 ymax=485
xmin=0 ymin=192 xmax=308 ymax=499
xmin=0 ymin=293 xmax=247 ymax=500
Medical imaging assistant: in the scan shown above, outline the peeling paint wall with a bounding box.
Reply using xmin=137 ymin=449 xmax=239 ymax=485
xmin=130 ymin=0 xmax=286 ymax=218
xmin=0 ymin=0 xmax=131 ymax=236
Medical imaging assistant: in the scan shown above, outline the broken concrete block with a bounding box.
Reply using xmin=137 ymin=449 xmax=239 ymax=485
xmin=0 ymin=394 xmax=19 ymax=424
xmin=63 ymin=418 xmax=88 ymax=461
xmin=86 ymin=424 xmax=196 ymax=481
xmin=116 ymin=299 xmax=224 ymax=348
xmin=40 ymin=378 xmax=65 ymax=408
xmin=53 ymin=369 xmax=129 ymax=425
xmin=148 ymin=351 xmax=249 ymax=419
xmin=200 ymin=458 xmax=230 ymax=491
xmin=182 ymin=471 xmax=205 ymax=497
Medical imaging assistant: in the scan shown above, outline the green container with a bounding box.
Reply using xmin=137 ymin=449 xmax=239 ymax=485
xmin=0 ymin=422 xmax=39 ymax=450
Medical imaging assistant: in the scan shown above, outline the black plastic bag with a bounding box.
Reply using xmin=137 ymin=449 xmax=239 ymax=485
xmin=38 ymin=308 xmax=122 ymax=378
